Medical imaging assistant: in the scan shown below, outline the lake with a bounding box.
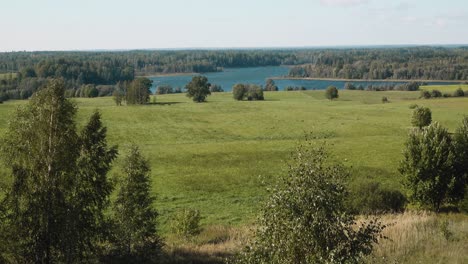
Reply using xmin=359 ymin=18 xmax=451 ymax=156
xmin=149 ymin=66 xmax=458 ymax=92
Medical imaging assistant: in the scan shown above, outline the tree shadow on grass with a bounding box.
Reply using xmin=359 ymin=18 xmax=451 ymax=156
xmin=148 ymin=102 xmax=184 ymax=106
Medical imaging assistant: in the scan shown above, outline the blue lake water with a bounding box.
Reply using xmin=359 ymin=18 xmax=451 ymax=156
xmin=149 ymin=66 xmax=457 ymax=92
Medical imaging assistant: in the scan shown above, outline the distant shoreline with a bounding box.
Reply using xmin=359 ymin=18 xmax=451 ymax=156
xmin=272 ymin=76 xmax=467 ymax=83
xmin=137 ymin=72 xmax=197 ymax=77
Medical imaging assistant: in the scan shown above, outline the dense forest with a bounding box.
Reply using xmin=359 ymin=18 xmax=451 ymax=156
xmin=288 ymin=47 xmax=468 ymax=80
xmin=1 ymin=47 xmax=468 ymax=102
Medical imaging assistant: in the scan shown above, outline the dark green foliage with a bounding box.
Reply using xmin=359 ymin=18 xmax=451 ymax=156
xmin=443 ymin=93 xmax=452 ymax=98
xmin=411 ymin=106 xmax=432 ymax=128
xmin=285 ymin=86 xmax=306 ymax=91
xmin=451 ymin=117 xmax=468 ymax=205
xmin=381 ymin=96 xmax=389 ymax=103
xmin=420 ymin=90 xmax=431 ymax=99
xmin=325 ymin=85 xmax=339 ymax=100
xmin=156 ymin=84 xmax=174 ymax=94
xmin=232 ymin=83 xmax=264 ymax=101
xmin=186 ymin=76 xmax=211 ymax=103
xmin=409 ymin=104 xmax=419 ymax=109
xmin=431 ymin=89 xmax=442 ymax=98
xmin=347 ymin=182 xmax=406 ymax=214
xmin=65 ymin=111 xmax=118 ymax=262
xmin=171 ymin=209 xmax=202 ymax=238
xmin=0 ymin=79 xmax=80 ymax=263
xmin=127 ymin=77 xmax=152 ymax=105
xmin=110 ymin=146 xmax=162 ymax=262
xmin=264 ymin=79 xmax=278 ymax=91
xmin=232 ymin=142 xmax=385 ymax=264
xmin=453 ymin=88 xmax=465 ymax=97
xmin=288 ymin=47 xmax=468 ymax=80
xmin=232 ymin=84 xmax=247 ymax=100
xmin=400 ymin=122 xmax=456 ymax=212
xmin=0 ymin=81 xmax=119 ymax=262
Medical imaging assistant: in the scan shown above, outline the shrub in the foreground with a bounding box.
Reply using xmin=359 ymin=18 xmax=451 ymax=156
xmin=325 ymin=86 xmax=339 ymax=100
xmin=232 ymin=142 xmax=385 ymax=264
xmin=381 ymin=96 xmax=389 ymax=103
xmin=247 ymin=85 xmax=264 ymax=101
xmin=171 ymin=209 xmax=202 ymax=238
xmin=399 ymin=122 xmax=459 ymax=212
xmin=411 ymin=106 xmax=432 ymax=128
xmin=347 ymin=182 xmax=406 ymax=214
xmin=443 ymin=93 xmax=452 ymax=98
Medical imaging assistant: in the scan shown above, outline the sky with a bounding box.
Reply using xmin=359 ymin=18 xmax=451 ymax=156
xmin=1 ymin=0 xmax=468 ymax=51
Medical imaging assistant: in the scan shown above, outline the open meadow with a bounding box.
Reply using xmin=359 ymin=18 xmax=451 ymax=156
xmin=0 ymin=89 xmax=467 ymax=263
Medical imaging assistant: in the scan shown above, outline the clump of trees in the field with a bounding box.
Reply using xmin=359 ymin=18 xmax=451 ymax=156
xmin=421 ymin=88 xmax=468 ymax=99
xmin=186 ymin=76 xmax=211 ymax=102
xmin=400 ymin=111 xmax=468 ymax=212
xmin=325 ymin=85 xmax=339 ymax=100
xmin=232 ymin=83 xmax=264 ymax=101
xmin=231 ymin=141 xmax=386 ymax=264
xmin=0 ymin=80 xmax=162 ymax=262
xmin=285 ymin=86 xmax=306 ymax=91
xmin=344 ymin=82 xmax=421 ymax=91
xmin=126 ymin=77 xmax=153 ymax=104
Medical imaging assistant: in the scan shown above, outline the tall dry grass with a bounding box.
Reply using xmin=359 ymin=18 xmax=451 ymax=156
xmin=365 ymin=211 xmax=468 ymax=264
xmin=163 ymin=212 xmax=468 ymax=263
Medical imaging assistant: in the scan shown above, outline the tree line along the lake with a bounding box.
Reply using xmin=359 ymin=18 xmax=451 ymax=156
xmin=1 ymin=47 xmax=468 ymax=102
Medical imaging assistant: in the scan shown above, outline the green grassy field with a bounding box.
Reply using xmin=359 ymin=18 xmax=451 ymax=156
xmin=0 ymin=90 xmax=467 ymax=232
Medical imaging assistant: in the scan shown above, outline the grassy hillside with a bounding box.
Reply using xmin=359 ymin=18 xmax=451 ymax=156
xmin=0 ymin=90 xmax=467 ymax=231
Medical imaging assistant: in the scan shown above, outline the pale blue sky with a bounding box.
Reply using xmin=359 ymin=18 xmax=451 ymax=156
xmin=1 ymin=0 xmax=467 ymax=51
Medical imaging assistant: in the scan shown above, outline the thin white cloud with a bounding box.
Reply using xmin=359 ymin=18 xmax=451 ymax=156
xmin=319 ymin=0 xmax=369 ymax=7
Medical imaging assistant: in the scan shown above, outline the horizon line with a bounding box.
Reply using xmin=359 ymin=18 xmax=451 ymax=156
xmin=2 ymin=43 xmax=468 ymax=53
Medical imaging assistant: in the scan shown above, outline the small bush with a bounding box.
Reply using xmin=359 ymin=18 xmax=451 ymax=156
xmin=453 ymin=88 xmax=464 ymax=97
xmin=171 ymin=209 xmax=202 ymax=238
xmin=325 ymin=86 xmax=339 ymax=100
xmin=381 ymin=96 xmax=389 ymax=103
xmin=431 ymin=89 xmax=442 ymax=98
xmin=443 ymin=93 xmax=452 ymax=98
xmin=439 ymin=220 xmax=453 ymax=241
xmin=420 ymin=90 xmax=431 ymax=99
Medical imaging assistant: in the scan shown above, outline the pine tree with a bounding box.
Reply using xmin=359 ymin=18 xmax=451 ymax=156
xmin=111 ymin=146 xmax=162 ymax=262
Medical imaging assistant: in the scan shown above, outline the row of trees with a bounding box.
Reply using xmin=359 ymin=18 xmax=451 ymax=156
xmin=0 ymin=80 xmax=160 ymax=263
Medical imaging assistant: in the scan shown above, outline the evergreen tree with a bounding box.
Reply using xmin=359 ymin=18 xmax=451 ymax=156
xmin=64 ymin=111 xmax=118 ymax=262
xmin=111 ymin=146 xmax=162 ymax=262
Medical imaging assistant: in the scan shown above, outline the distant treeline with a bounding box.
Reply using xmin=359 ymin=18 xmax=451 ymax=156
xmin=1 ymin=47 xmax=468 ymax=101
xmin=288 ymin=47 xmax=468 ymax=81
